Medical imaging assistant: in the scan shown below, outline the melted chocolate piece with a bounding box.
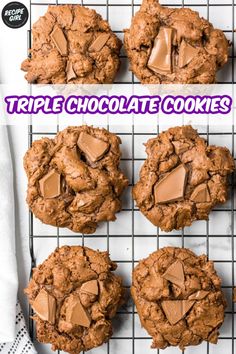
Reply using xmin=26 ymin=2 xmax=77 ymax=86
xmin=89 ymin=33 xmax=110 ymax=52
xmin=39 ymin=170 xmax=61 ymax=199
xmin=32 ymin=289 xmax=56 ymax=324
xmin=50 ymin=26 xmax=68 ymax=56
xmin=161 ymin=300 xmax=195 ymax=325
xmin=162 ymin=260 xmax=185 ymax=289
xmin=154 ymin=164 xmax=188 ymax=204
xmin=80 ymin=280 xmax=98 ymax=295
xmin=66 ymin=295 xmax=91 ymax=328
xmin=190 ymin=183 xmax=211 ymax=203
xmin=77 ymin=132 xmax=109 ymax=163
xmin=178 ymin=40 xmax=199 ymax=68
xmin=148 ymin=27 xmax=173 ymax=75
xmin=66 ymin=61 xmax=77 ymax=81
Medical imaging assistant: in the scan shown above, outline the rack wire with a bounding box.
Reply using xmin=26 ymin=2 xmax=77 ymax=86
xmin=27 ymin=0 xmax=236 ymax=353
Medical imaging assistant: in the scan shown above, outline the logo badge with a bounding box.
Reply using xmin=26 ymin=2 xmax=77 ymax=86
xmin=2 ymin=2 xmax=29 ymax=29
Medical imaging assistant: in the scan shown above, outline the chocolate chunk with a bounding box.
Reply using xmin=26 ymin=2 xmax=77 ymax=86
xmin=178 ymin=40 xmax=198 ymax=68
xmin=188 ymin=290 xmax=209 ymax=300
xmin=154 ymin=164 xmax=187 ymax=204
xmin=66 ymin=61 xmax=77 ymax=81
xmin=172 ymin=141 xmax=189 ymax=155
xmin=66 ymin=295 xmax=91 ymax=327
xmin=148 ymin=27 xmax=173 ymax=75
xmin=161 ymin=300 xmax=195 ymax=325
xmin=39 ymin=170 xmax=61 ymax=199
xmin=162 ymin=260 xmax=185 ymax=289
xmin=50 ymin=26 xmax=68 ymax=56
xmin=190 ymin=183 xmax=211 ymax=203
xmin=32 ymin=289 xmax=56 ymax=324
xmin=77 ymin=132 xmax=109 ymax=163
xmin=80 ymin=280 xmax=98 ymax=295
xmin=89 ymin=33 xmax=110 ymax=52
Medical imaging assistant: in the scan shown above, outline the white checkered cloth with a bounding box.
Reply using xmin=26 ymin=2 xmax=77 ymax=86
xmin=0 ymin=125 xmax=18 ymax=342
xmin=0 ymin=302 xmax=37 ymax=354
xmin=0 ymin=125 xmax=36 ymax=353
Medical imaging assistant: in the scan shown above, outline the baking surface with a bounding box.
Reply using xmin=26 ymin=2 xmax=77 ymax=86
xmin=1 ymin=0 xmax=236 ymax=353
xmin=25 ymin=123 xmax=236 ymax=354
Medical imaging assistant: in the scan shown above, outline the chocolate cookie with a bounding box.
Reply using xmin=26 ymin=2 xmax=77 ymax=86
xmin=24 ymin=126 xmax=128 ymax=233
xmin=133 ymin=125 xmax=234 ymax=232
xmin=132 ymin=247 xmax=226 ymax=350
xmin=21 ymin=5 xmax=121 ymax=84
xmin=25 ymin=245 xmax=124 ymax=353
xmin=124 ymin=0 xmax=229 ymax=84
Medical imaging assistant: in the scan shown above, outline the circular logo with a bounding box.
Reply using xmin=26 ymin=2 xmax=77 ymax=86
xmin=2 ymin=2 xmax=28 ymax=29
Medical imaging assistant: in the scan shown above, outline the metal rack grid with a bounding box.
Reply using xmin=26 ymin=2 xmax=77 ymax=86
xmin=27 ymin=0 xmax=236 ymax=354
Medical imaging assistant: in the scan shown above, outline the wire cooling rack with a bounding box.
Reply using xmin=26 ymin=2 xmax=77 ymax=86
xmin=27 ymin=0 xmax=236 ymax=354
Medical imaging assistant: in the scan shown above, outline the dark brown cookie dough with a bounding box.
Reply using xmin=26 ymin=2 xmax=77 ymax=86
xmin=21 ymin=5 xmax=122 ymax=84
xmin=24 ymin=126 xmax=128 ymax=234
xmin=133 ymin=125 xmax=235 ymax=232
xmin=25 ymin=245 xmax=124 ymax=354
xmin=124 ymin=0 xmax=229 ymax=84
xmin=132 ymin=247 xmax=226 ymax=350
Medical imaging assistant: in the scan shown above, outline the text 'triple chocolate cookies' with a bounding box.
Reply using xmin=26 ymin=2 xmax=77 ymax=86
xmin=24 ymin=126 xmax=129 ymax=233
xmin=132 ymin=247 xmax=226 ymax=350
xmin=21 ymin=5 xmax=122 ymax=84
xmin=133 ymin=125 xmax=235 ymax=232
xmin=25 ymin=245 xmax=124 ymax=353
xmin=124 ymin=0 xmax=229 ymax=84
